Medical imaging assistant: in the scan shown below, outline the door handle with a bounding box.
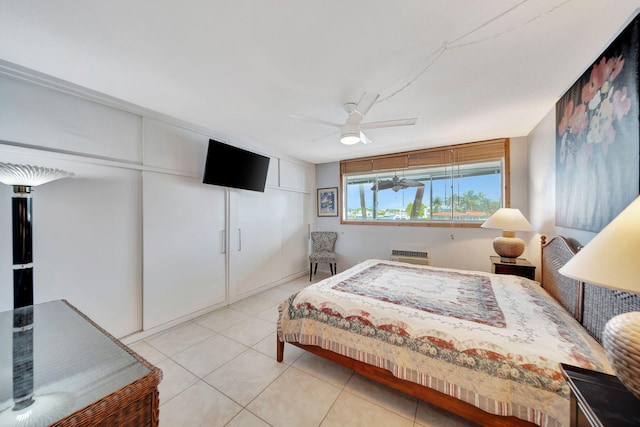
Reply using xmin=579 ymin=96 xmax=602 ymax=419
xmin=221 ymin=229 xmax=226 ymax=254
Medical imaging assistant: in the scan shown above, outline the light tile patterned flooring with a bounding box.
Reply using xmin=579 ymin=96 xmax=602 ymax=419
xmin=129 ymin=272 xmax=480 ymax=427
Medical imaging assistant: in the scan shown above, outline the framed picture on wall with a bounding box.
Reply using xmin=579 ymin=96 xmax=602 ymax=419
xmin=317 ymin=187 xmax=338 ymax=217
xmin=555 ymin=14 xmax=639 ymax=232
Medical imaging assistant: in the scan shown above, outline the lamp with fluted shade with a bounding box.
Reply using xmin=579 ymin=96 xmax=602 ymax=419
xmin=481 ymin=208 xmax=534 ymax=263
xmin=0 ymin=163 xmax=75 ymax=426
xmin=559 ymin=195 xmax=640 ymax=400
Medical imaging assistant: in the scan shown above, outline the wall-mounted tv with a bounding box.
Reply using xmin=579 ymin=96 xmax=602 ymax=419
xmin=203 ymin=139 xmax=270 ymax=192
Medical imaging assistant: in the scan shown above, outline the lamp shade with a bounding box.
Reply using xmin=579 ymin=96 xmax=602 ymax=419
xmin=480 ymin=208 xmax=534 ymax=232
xmin=558 ymin=196 xmax=640 ymax=293
xmin=0 ymin=163 xmax=74 ymax=187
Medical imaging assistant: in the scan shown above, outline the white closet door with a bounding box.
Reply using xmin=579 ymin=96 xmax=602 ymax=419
xmin=142 ymin=172 xmax=227 ymax=329
xmin=280 ymin=191 xmax=310 ymax=277
xmin=228 ymin=188 xmax=284 ymax=301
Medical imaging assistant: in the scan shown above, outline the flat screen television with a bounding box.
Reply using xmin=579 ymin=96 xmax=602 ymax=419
xmin=203 ymin=139 xmax=270 ymax=192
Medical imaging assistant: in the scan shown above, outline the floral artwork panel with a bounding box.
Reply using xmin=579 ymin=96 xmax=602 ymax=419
xmin=556 ymin=15 xmax=639 ymax=232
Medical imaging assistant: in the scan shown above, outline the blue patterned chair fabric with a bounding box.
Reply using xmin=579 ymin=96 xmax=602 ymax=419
xmin=309 ymin=231 xmax=338 ymax=280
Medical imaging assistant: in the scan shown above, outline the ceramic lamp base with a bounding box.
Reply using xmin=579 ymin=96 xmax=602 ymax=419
xmin=603 ymin=311 xmax=640 ymax=400
xmin=492 ymin=234 xmax=525 ymax=261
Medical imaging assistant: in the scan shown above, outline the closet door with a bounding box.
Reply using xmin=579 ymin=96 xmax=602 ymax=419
xmin=142 ymin=172 xmax=227 ymax=329
xmin=228 ymin=188 xmax=284 ymax=301
xmin=280 ymin=191 xmax=310 ymax=278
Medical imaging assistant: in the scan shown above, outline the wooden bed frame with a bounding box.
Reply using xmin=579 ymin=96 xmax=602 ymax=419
xmin=276 ymin=236 xmax=640 ymax=426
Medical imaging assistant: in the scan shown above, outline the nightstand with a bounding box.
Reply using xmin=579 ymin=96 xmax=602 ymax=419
xmin=561 ymin=363 xmax=640 ymax=427
xmin=490 ymin=256 xmax=536 ymax=280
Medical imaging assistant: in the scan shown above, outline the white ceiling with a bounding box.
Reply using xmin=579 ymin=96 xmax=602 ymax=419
xmin=0 ymin=1 xmax=639 ymax=164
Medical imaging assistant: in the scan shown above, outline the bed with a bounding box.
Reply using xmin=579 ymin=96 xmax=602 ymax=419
xmin=276 ymin=236 xmax=640 ymax=426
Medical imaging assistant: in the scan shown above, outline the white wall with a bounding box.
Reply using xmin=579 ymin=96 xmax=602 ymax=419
xmin=314 ymin=137 xmax=533 ymax=274
xmin=0 ymin=68 xmax=312 ymax=339
xmin=0 ymin=74 xmax=145 ymax=338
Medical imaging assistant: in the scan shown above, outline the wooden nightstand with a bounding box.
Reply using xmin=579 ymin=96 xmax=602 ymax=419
xmin=490 ymin=256 xmax=536 ymax=280
xmin=561 ymin=363 xmax=640 ymax=427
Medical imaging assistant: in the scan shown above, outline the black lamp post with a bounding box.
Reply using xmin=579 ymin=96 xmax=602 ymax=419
xmin=12 ymin=184 xmax=35 ymax=412
xmin=13 ymin=184 xmax=34 ymax=309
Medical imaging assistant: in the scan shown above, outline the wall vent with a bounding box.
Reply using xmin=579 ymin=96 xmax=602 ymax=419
xmin=390 ymin=250 xmax=430 ymax=266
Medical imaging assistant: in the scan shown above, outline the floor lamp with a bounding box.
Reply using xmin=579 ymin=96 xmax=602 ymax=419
xmin=0 ymin=162 xmax=74 ymax=426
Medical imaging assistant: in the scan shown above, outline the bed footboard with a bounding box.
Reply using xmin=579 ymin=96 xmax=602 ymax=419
xmin=276 ymin=336 xmax=534 ymax=427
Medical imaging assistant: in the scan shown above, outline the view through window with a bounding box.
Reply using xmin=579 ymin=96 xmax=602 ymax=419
xmin=340 ymin=138 xmax=510 ymax=227
xmin=344 ymin=161 xmax=502 ymax=223
xmin=340 ymin=139 xmax=509 ymax=226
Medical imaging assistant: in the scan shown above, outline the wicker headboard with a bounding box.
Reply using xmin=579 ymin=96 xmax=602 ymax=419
xmin=540 ymin=235 xmax=640 ymax=343
xmin=540 ymin=236 xmax=583 ymax=322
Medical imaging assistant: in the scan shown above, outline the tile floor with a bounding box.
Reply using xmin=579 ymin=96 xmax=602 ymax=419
xmin=129 ymin=272 xmax=480 ymax=427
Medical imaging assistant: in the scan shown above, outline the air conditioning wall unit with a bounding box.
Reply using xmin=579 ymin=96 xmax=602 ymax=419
xmin=390 ymin=249 xmax=430 ymax=266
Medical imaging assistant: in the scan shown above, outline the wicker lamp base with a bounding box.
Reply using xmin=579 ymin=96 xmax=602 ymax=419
xmin=603 ymin=311 xmax=640 ymax=400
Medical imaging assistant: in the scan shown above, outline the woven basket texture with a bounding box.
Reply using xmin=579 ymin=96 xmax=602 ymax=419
xmin=603 ymin=312 xmax=640 ymax=400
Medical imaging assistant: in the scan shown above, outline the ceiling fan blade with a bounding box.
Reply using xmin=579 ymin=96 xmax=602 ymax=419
xmin=346 ymin=92 xmax=379 ymax=125
xmin=354 ymin=92 xmax=379 ymax=116
xmin=288 ymin=114 xmax=341 ymax=128
xmin=359 ymin=131 xmax=372 ymax=145
xmin=360 ymin=118 xmax=417 ymax=130
xmin=399 ymin=178 xmax=425 ymax=187
xmin=308 ymin=129 xmax=339 ymax=143
xmin=372 ymin=179 xmax=394 ymax=190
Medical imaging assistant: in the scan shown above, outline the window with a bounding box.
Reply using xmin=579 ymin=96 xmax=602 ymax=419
xmin=340 ymin=139 xmax=509 ymax=226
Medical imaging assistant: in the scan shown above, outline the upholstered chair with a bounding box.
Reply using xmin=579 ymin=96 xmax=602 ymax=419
xmin=309 ymin=231 xmax=338 ymax=281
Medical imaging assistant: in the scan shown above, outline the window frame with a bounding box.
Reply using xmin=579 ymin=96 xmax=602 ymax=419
xmin=339 ymin=138 xmax=510 ymax=227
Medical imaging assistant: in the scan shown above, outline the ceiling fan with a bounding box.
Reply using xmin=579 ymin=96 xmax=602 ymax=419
xmin=371 ymin=174 xmax=425 ymax=192
xmin=289 ymin=92 xmax=417 ymax=145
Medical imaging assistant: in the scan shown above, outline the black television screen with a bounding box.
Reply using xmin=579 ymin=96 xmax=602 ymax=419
xmin=203 ymin=139 xmax=270 ymax=192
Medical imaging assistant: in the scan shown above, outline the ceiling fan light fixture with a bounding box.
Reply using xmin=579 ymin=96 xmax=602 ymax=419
xmin=290 ymin=92 xmax=417 ymax=146
xmin=340 ymin=123 xmax=361 ymax=145
xmin=340 ymin=133 xmax=360 ymax=145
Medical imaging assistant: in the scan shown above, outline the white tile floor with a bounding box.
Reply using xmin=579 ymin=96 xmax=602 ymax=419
xmin=129 ymin=272 xmax=481 ymax=427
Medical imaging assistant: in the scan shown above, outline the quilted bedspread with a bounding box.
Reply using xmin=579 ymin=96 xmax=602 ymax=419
xmin=277 ymin=259 xmax=612 ymax=427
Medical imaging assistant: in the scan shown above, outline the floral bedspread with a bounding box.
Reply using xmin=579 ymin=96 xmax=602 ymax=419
xmin=277 ymin=259 xmax=612 ymax=427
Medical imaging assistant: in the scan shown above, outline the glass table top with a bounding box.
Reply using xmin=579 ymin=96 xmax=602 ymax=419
xmin=0 ymin=300 xmax=151 ymax=426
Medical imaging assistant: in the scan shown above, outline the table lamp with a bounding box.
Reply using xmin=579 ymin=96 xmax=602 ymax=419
xmin=559 ymin=196 xmax=640 ymax=400
xmin=481 ymin=208 xmax=534 ymax=263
